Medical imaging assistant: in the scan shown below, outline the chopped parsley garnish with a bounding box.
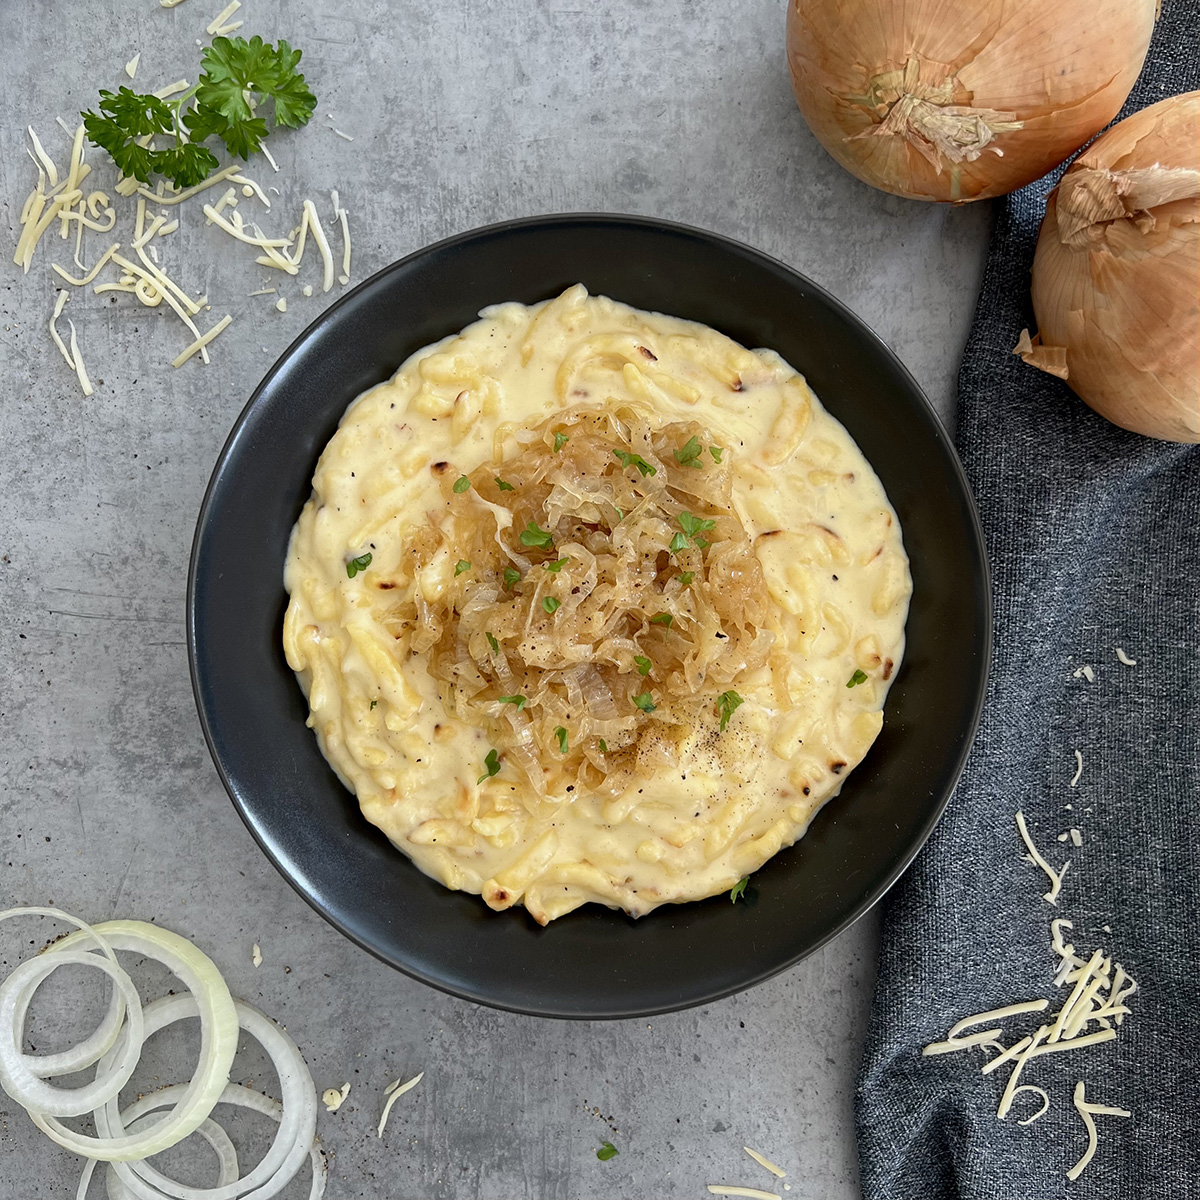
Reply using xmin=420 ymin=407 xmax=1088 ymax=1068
xmin=709 ymin=446 xmax=724 ymax=464
xmin=599 ymin=738 xmax=608 ymax=753
xmin=486 ymin=632 xmax=500 ymax=654
xmin=477 ymin=748 xmax=501 ymax=784
xmin=452 ymin=474 xmax=471 ymax=493
xmin=542 ymin=596 xmax=561 ymax=614
xmin=369 ymin=699 xmax=377 ymax=710
xmin=673 ymin=435 xmax=704 ymax=468
xmin=519 ymin=521 xmax=555 ymax=549
xmin=494 ymin=476 xmax=515 ymax=492
xmin=503 ymin=566 xmax=522 ymax=590
xmin=649 ymin=612 xmax=673 ymax=628
xmin=554 ymin=726 xmax=569 ymax=754
xmin=498 ymin=694 xmax=527 ymax=710
xmin=614 ymin=507 xmax=625 ymax=520
xmin=847 ymin=669 xmax=869 ymax=687
xmin=679 ymin=571 xmax=695 ymax=585
xmin=633 ymin=655 xmax=653 ymax=676
xmin=677 ymin=512 xmax=716 ymax=540
xmin=730 ymin=875 xmax=749 ymax=903
xmin=543 ymin=557 xmax=570 ymax=572
xmin=454 ymin=559 xmax=471 ymax=576
xmin=613 ymin=449 xmax=656 ymax=477
xmin=553 ymin=432 xmax=569 ymax=452
xmin=633 ymin=691 xmax=656 ymax=713
xmin=716 ymin=689 xmax=744 ymax=731
xmin=596 ymin=1142 xmax=618 ymax=1161
xmin=668 ymin=532 xmax=688 ymax=554
xmin=345 ymin=552 xmax=372 ymax=578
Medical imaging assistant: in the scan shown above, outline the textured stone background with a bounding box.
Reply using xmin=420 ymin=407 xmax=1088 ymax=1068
xmin=0 ymin=1 xmax=990 ymax=1196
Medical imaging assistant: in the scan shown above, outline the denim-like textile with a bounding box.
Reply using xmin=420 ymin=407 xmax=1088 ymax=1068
xmin=854 ymin=6 xmax=1200 ymax=1198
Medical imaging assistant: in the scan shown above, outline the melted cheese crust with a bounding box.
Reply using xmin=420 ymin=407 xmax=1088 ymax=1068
xmin=283 ymin=286 xmax=911 ymax=923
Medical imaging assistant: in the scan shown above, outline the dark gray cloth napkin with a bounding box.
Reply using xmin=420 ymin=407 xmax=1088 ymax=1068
xmin=854 ymin=7 xmax=1200 ymax=1198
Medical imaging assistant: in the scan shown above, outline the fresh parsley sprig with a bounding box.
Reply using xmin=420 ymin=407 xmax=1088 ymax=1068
xmin=82 ymin=35 xmax=316 ymax=190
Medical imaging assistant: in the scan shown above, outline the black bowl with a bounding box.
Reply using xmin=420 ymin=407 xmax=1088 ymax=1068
xmin=188 ymin=214 xmax=989 ymax=1019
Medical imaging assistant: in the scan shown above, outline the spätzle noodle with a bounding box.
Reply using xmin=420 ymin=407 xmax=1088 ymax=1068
xmin=284 ymin=286 xmax=911 ymax=922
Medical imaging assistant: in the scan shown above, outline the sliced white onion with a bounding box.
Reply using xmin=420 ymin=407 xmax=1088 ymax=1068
xmin=77 ymin=1108 xmax=242 ymax=1200
xmin=34 ymin=920 xmax=239 ymax=1162
xmin=0 ymin=907 xmax=130 ymax=1079
xmin=93 ymin=1083 xmax=326 ymax=1200
xmin=0 ymin=950 xmax=144 ymax=1117
xmin=101 ymin=994 xmax=317 ymax=1200
xmin=2 ymin=907 xmax=322 ymax=1199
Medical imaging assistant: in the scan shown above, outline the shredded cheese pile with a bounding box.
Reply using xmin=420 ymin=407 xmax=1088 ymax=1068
xmin=14 ymin=110 xmax=353 ymax=397
xmin=923 ymin=814 xmax=1137 ymax=1180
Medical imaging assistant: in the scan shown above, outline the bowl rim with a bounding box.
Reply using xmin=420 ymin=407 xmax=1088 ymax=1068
xmin=186 ymin=211 xmax=991 ymax=1018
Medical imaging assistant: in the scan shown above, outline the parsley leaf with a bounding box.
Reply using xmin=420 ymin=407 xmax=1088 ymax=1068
xmin=599 ymin=738 xmax=608 ymax=753
xmin=633 ymin=691 xmax=656 ymax=713
xmin=519 ymin=521 xmax=555 ymax=549
xmin=597 ymin=1142 xmax=618 ymax=1161
xmin=477 ymin=748 xmax=501 ymax=784
xmin=345 ymin=552 xmax=372 ymax=578
xmin=846 ymin=669 xmax=868 ymax=687
xmin=543 ymin=557 xmax=570 ymax=572
xmin=194 ymin=35 xmax=315 ymax=158
xmin=553 ymin=432 xmax=569 ymax=452
xmin=613 ymin=449 xmax=656 ymax=477
xmin=454 ymin=559 xmax=471 ymax=576
xmin=494 ymin=477 xmax=515 ymax=492
xmin=673 ymin=435 xmax=703 ymax=468
xmin=554 ymin=726 xmax=569 ymax=754
xmin=498 ymin=694 xmax=526 ymax=710
xmin=633 ymin=655 xmax=653 ymax=676
xmin=709 ymin=446 xmax=724 ymax=464
xmin=503 ymin=566 xmax=522 ymax=590
xmin=730 ymin=875 xmax=749 ymax=903
xmin=542 ymin=596 xmax=561 ymax=614
xmin=677 ymin=512 xmax=716 ymax=540
xmin=649 ymin=613 xmax=673 ymax=628
xmin=369 ymin=699 xmax=377 ymax=710
xmin=452 ymin=475 xmax=471 ymax=493
xmin=716 ymin=690 xmax=744 ymax=731
xmin=669 ymin=532 xmax=689 ymax=554
xmin=486 ymin=632 xmax=500 ymax=654
xmin=679 ymin=571 xmax=695 ymax=585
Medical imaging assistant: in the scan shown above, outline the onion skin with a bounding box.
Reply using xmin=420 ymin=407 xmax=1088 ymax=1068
xmin=1025 ymin=92 xmax=1200 ymax=443
xmin=785 ymin=0 xmax=1156 ymax=203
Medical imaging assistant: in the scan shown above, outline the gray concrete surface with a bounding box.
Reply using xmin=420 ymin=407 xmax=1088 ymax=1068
xmin=0 ymin=1 xmax=992 ymax=1196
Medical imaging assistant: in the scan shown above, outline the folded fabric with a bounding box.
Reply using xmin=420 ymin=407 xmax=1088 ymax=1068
xmin=854 ymin=5 xmax=1200 ymax=1197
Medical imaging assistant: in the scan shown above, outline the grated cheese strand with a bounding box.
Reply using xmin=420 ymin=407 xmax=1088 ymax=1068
xmin=1015 ymin=811 xmax=1068 ymax=905
xmin=1067 ymin=1081 xmax=1131 ymax=1181
xmin=261 ymin=144 xmax=280 ymax=172
xmin=922 ymin=1027 xmax=1006 ymax=1056
xmin=202 ymin=204 xmax=293 ymax=248
xmin=134 ymin=164 xmax=241 ymax=207
xmin=377 ymin=1071 xmax=423 ymax=1137
xmin=706 ymin=1188 xmax=782 ymax=1200
xmin=1049 ymin=949 xmax=1104 ymax=1043
xmin=337 ymin=203 xmax=351 ymax=283
xmin=172 ymin=314 xmax=233 ymax=368
xmin=205 ymin=0 xmax=240 ymax=35
xmin=1011 ymin=1085 xmax=1050 ymax=1126
xmin=27 ymin=126 xmax=59 ymax=188
xmin=125 ymin=53 xmax=141 ymax=79
xmin=1115 ymin=647 xmax=1137 ymax=666
xmin=229 ymin=173 xmax=271 ymax=208
xmin=302 ymin=199 xmax=335 ymax=291
xmin=152 ymin=79 xmax=191 ymax=100
xmin=996 ymin=1026 xmax=1047 ymax=1118
xmin=742 ymin=1147 xmax=786 ymax=1179
xmin=48 ymin=290 xmax=74 ymax=369
xmin=1069 ymin=749 xmax=1083 ymax=787
xmin=945 ymin=998 xmax=1049 ymax=1042
xmin=66 ymin=319 xmax=94 ymax=396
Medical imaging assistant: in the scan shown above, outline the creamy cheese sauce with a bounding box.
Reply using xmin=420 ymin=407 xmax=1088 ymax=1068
xmin=283 ymin=286 xmax=911 ymax=923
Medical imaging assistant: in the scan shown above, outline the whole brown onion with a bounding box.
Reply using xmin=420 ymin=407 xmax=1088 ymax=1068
xmin=785 ymin=0 xmax=1156 ymax=203
xmin=1017 ymin=92 xmax=1200 ymax=443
